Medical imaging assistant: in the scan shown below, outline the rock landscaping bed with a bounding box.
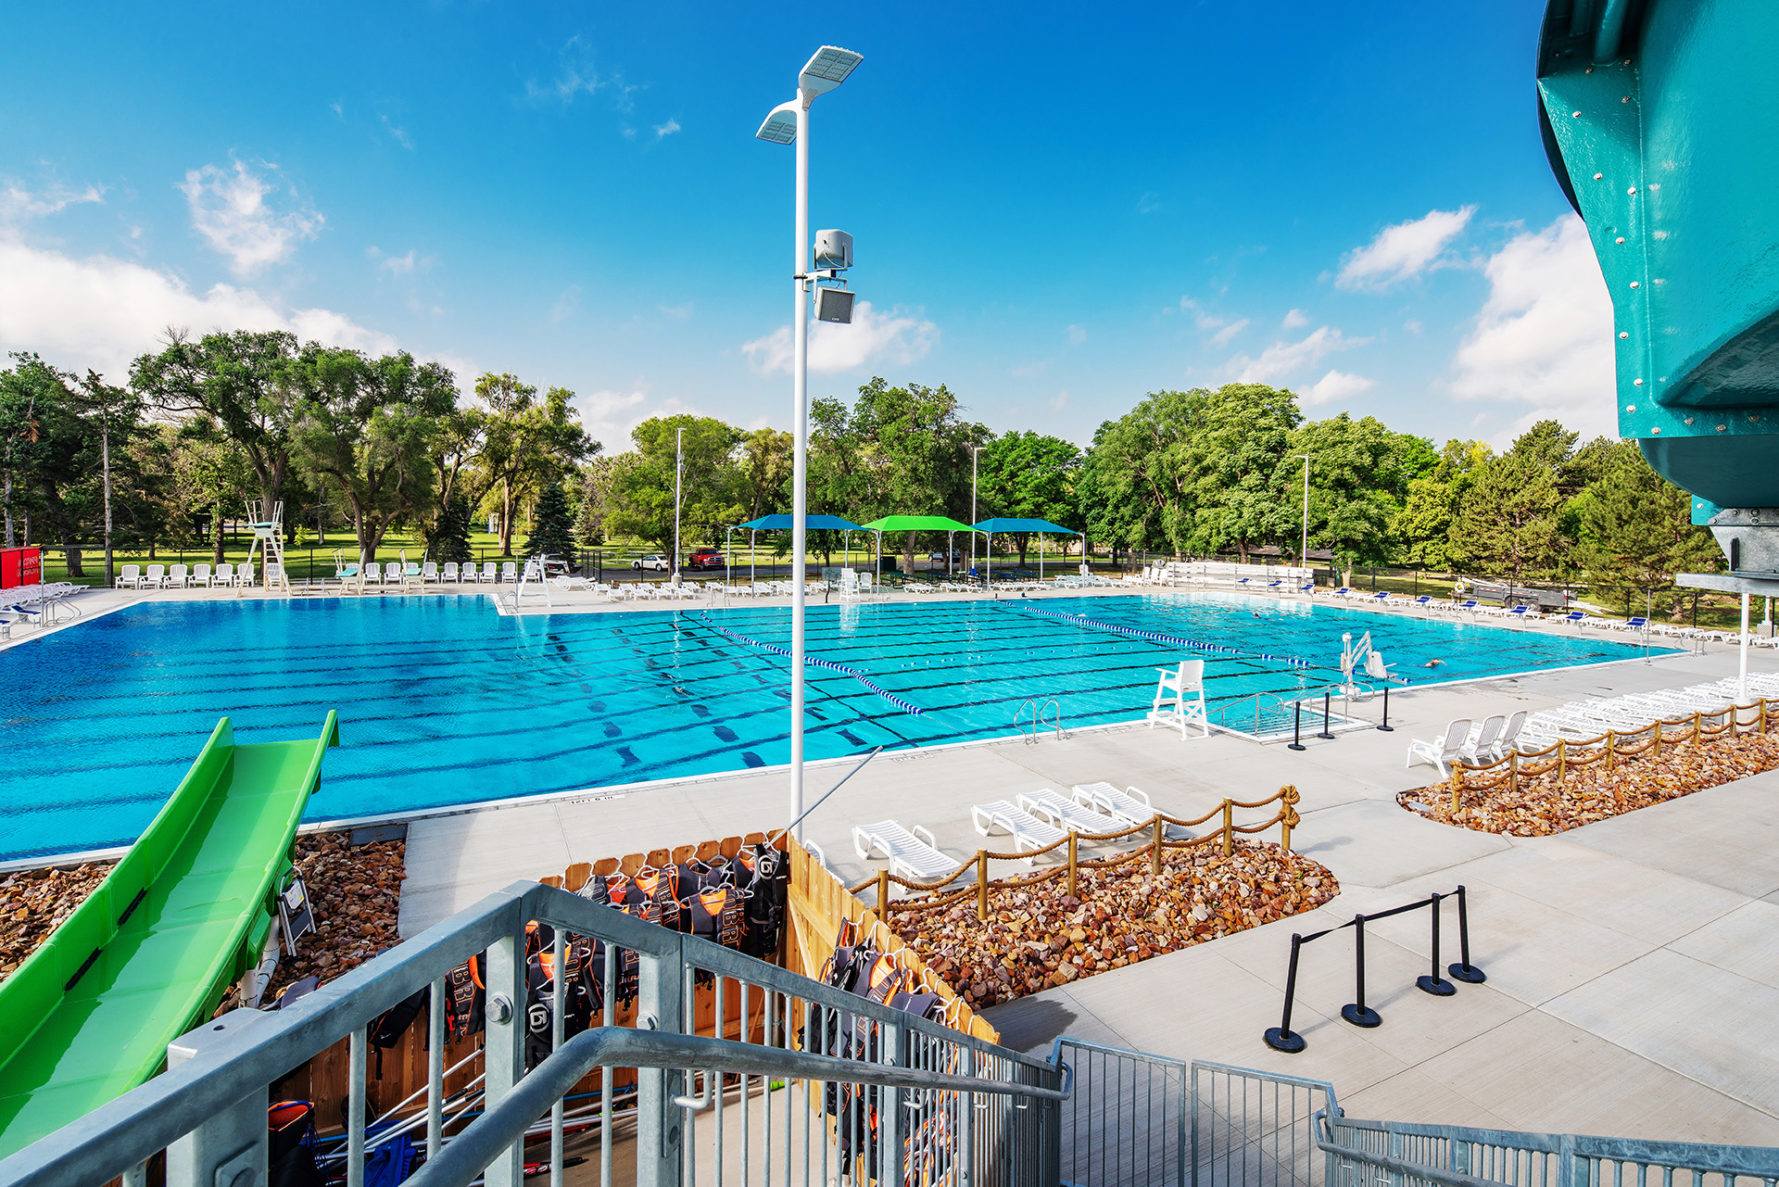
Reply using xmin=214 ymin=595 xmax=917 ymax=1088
xmin=887 ymin=840 xmax=1337 ymax=1009
xmin=0 ymin=862 xmax=112 ymax=979
xmin=1398 ymin=731 xmax=1779 ymax=836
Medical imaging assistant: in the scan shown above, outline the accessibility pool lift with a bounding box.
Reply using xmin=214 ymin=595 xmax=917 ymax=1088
xmin=757 ymin=44 xmax=864 ymax=841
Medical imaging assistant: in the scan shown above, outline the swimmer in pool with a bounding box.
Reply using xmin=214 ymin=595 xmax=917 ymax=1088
xmin=1422 ymin=658 xmax=1445 ymax=668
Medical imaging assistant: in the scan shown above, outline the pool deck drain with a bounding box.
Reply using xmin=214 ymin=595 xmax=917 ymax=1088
xmin=398 ymin=643 xmax=1779 ymax=1147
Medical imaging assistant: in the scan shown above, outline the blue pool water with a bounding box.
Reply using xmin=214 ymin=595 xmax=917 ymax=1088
xmin=0 ymin=593 xmax=1666 ymax=861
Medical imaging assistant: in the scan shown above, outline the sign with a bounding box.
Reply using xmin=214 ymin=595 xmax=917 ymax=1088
xmin=0 ymin=548 xmax=41 ymax=590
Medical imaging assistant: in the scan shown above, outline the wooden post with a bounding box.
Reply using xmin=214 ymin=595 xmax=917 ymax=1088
xmin=1151 ymin=816 xmax=1164 ymax=875
xmin=1653 ymin=720 xmax=1662 ymax=751
xmin=975 ymin=851 xmax=988 ymax=922
xmin=876 ymin=869 xmax=889 ymax=912
xmin=1221 ymin=799 xmax=1234 ymax=858
xmin=1606 ymin=730 xmax=1616 ymax=771
xmin=1449 ymin=765 xmax=1463 ymax=813
xmin=1067 ymin=832 xmax=1078 ymax=897
xmin=1762 ymin=698 xmax=1769 ymax=734
xmin=1557 ymin=739 xmax=1567 ymax=782
xmin=1509 ymin=750 xmax=1519 ymax=795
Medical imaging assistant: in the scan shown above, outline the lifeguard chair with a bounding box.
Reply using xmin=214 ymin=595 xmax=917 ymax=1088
xmin=1147 ymin=659 xmax=1209 ymax=739
xmin=242 ymin=499 xmax=289 ymax=594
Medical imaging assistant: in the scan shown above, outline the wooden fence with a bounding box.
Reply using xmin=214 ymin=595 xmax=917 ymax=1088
xmin=847 ymin=787 xmax=1301 ymax=922
xmin=1445 ymin=699 xmax=1777 ymax=811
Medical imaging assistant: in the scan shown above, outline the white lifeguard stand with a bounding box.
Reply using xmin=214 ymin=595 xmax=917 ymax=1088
xmin=243 ymin=499 xmax=289 ymax=594
xmin=1147 ymin=659 xmax=1209 ymax=739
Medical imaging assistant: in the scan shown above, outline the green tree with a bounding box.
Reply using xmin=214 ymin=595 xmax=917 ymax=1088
xmin=1182 ymin=384 xmax=1303 ymax=560
xmin=607 ymin=415 xmax=743 ymax=553
xmin=1576 ymin=440 xmax=1720 ymax=615
xmin=163 ymin=417 xmax=254 ymax=566
xmin=433 ymin=492 xmax=474 ymax=565
xmin=524 ymin=479 xmax=578 ymax=565
xmin=735 ymin=427 xmax=793 ymax=521
xmin=573 ymin=455 xmax=625 ymax=549
xmin=1279 ymin=413 xmax=1417 ymax=578
xmin=1454 ymin=420 xmax=1579 ymax=583
xmin=976 ymin=430 xmax=1082 ymax=563
xmin=469 ymin=373 xmax=595 ymax=555
xmin=1394 ymin=439 xmax=1491 ymax=571
xmin=288 ymin=345 xmax=460 ymax=562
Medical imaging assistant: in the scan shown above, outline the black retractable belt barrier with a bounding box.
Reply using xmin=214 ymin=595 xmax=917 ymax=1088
xmin=1378 ymin=685 xmax=1394 ymax=732
xmin=1263 ymin=885 xmax=1484 ymax=1054
xmin=1316 ymin=692 xmax=1336 ymax=740
xmin=1288 ymin=701 xmax=1306 ymax=752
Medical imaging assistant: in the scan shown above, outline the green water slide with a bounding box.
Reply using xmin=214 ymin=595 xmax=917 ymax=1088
xmin=0 ymin=712 xmax=340 ymax=1159
xmin=1538 ymin=0 xmax=1779 ymax=585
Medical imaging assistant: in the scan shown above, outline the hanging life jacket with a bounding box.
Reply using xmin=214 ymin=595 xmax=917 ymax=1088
xmin=443 ymin=955 xmax=485 ymax=1040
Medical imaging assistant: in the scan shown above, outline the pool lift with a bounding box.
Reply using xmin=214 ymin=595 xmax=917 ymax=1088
xmin=242 ymin=499 xmax=289 ymax=595
xmin=1339 ymin=631 xmax=1391 ymax=697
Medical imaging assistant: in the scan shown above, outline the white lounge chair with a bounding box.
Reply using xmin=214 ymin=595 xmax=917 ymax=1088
xmin=166 ymin=563 xmax=189 ymax=589
xmin=266 ymin=562 xmax=285 ymax=587
xmin=234 ymin=563 xmax=254 ymax=588
xmin=1071 ymin=782 xmax=1154 ymax=827
xmin=1459 ymin=715 xmax=1506 ymax=765
xmin=1493 ymin=710 xmax=1528 ymax=758
xmin=852 ymin=820 xmax=957 ymax=882
xmin=482 ymin=562 xmax=498 ymax=584
xmin=970 ymin=800 xmax=1067 ymax=857
xmin=1407 ymin=718 xmax=1473 ymax=778
xmin=115 ymin=563 xmax=141 ymax=589
xmin=1018 ymin=789 xmax=1123 ymax=836
xmin=193 ymin=563 xmax=213 ymax=588
xmin=364 ymin=561 xmax=383 ymax=587
xmin=442 ymin=561 xmax=459 ymax=583
xmin=143 ymin=563 xmax=166 ymax=588
xmin=459 ymin=562 xmax=478 ymax=584
xmin=422 ymin=561 xmax=439 ymax=584
xmin=214 ymin=563 xmax=234 ymax=588
xmin=501 ymin=561 xmax=519 ymax=584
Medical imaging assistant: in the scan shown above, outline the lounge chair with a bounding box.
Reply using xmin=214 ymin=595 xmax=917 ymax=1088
xmin=115 ymin=563 xmax=141 ymax=589
xmin=234 ymin=563 xmax=254 ymax=588
xmin=852 ymin=820 xmax=957 ymax=882
xmin=1071 ymin=782 xmax=1154 ymax=827
xmin=442 ymin=561 xmax=459 ymax=583
xmin=265 ymin=562 xmax=285 ymax=587
xmin=970 ymin=800 xmax=1066 ymax=857
xmin=193 ymin=563 xmax=212 ymax=588
xmin=502 ymin=561 xmax=519 ymax=583
xmin=1562 ymin=610 xmax=1586 ymax=625
xmin=214 ymin=563 xmax=235 ymax=588
xmin=166 ymin=563 xmax=189 ymax=589
xmin=1622 ymin=616 xmax=1650 ymax=631
xmin=1455 ymin=599 xmax=1478 ymax=612
xmin=1018 ymin=789 xmax=1124 ymax=835
xmin=1406 ymin=718 xmax=1473 ymax=778
xmin=1460 ymin=715 xmax=1506 ymax=764
xmin=481 ymin=562 xmax=498 ymax=584
xmin=422 ymin=561 xmax=439 ymax=584
xmin=1369 ymin=590 xmax=1389 ymax=602
xmin=143 ymin=563 xmax=166 ymax=588
xmin=1411 ymin=595 xmax=1432 ymax=608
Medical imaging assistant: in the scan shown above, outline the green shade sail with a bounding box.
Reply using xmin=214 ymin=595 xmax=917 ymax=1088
xmin=859 ymin=515 xmax=975 ymax=533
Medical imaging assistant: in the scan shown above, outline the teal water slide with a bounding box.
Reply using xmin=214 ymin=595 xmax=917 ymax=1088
xmin=0 ymin=713 xmax=339 ymax=1160
xmin=1539 ymin=0 xmax=1779 ymax=584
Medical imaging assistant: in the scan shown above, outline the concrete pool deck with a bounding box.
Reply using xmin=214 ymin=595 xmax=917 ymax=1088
xmin=396 ymin=641 xmax=1779 ymax=1146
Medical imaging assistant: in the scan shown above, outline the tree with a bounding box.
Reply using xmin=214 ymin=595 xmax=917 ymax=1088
xmin=130 ymin=329 xmax=301 ymax=514
xmin=1394 ymin=439 xmax=1491 ymax=571
xmin=288 ymin=345 xmax=459 ymax=562
xmin=1279 ymin=413 xmax=1417 ymax=579
xmin=0 ymin=354 xmax=125 ymax=577
xmin=1576 ymin=440 xmax=1720 ymax=615
xmin=1181 ymin=384 xmax=1302 ymax=560
xmin=573 ymin=455 xmax=625 ymax=549
xmin=607 ymin=416 xmax=744 ymax=553
xmin=469 ymin=373 xmax=594 ymax=555
xmin=524 ymin=480 xmax=578 ymax=565
xmin=734 ymin=427 xmax=793 ymax=522
xmin=844 ymin=378 xmax=987 ymax=571
xmin=163 ymin=418 xmax=254 ymax=566
xmin=976 ymin=431 xmax=1082 ymax=563
xmin=433 ymin=492 xmax=474 ymax=565
xmin=1454 ymin=420 xmax=1579 ymax=583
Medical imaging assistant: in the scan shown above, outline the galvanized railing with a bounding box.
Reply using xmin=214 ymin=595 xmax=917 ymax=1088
xmin=1319 ymin=1115 xmax=1779 ymax=1187
xmin=0 ymin=880 xmax=1064 ymax=1187
xmin=1049 ymin=1038 xmax=1341 ymax=1187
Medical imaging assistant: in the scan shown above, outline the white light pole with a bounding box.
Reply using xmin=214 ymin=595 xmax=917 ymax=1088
xmin=672 ymin=426 xmax=683 ymax=584
xmin=971 ymin=445 xmax=983 ymax=571
xmin=1295 ymin=454 xmax=1310 ymax=579
xmin=757 ymin=45 xmax=862 ymax=842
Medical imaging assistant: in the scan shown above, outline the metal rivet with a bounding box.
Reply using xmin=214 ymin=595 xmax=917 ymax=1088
xmin=1627 ymin=186 xmax=1637 ymax=195
xmin=1630 ymin=281 xmax=1641 ymax=289
xmin=1619 ymin=331 xmax=1630 ymax=340
xmin=1634 ymin=378 xmax=1644 ymax=386
xmin=1593 ymin=172 xmax=1604 ymax=181
xmin=1616 ymin=236 xmax=1626 ymax=244
xmin=1652 ymin=427 xmax=1662 ymax=434
xmin=1684 ymin=416 xmax=1694 ymax=425
xmin=1572 ymin=110 xmax=1583 ymax=118
xmin=1717 ymin=424 xmax=1728 ymax=433
xmin=1625 ymin=405 xmax=1636 ymax=413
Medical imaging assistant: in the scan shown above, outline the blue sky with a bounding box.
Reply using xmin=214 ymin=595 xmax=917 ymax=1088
xmin=0 ymin=1 xmax=1616 ymax=454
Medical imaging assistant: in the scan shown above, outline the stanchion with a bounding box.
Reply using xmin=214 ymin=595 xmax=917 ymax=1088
xmin=1341 ymin=914 xmax=1381 ymax=1027
xmin=1316 ymin=691 xmax=1335 ymax=740
xmin=1377 ymin=685 xmax=1394 ymax=732
xmin=1289 ymin=701 xmax=1306 ymax=751
xmin=1416 ymin=891 xmax=1457 ymax=996
xmin=1264 ymin=934 xmax=1307 ymax=1053
xmin=1448 ymin=884 xmax=1486 ymax=983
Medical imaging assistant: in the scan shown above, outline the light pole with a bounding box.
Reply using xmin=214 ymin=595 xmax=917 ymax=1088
xmin=1296 ymin=454 xmax=1311 ymax=579
xmin=757 ymin=45 xmax=863 ymax=841
xmin=970 ymin=445 xmax=983 ymax=572
xmin=672 ymin=426 xmax=683 ymax=584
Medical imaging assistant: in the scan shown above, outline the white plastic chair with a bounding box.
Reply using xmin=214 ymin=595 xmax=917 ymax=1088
xmin=852 ymin=820 xmax=957 ymax=882
xmin=502 ymin=561 xmax=518 ymax=584
xmin=1460 ymin=715 xmax=1506 ymax=765
xmin=482 ymin=562 xmax=499 ymax=584
xmin=442 ymin=562 xmax=459 ymax=583
xmin=115 ymin=564 xmax=141 ymax=589
xmin=234 ymin=563 xmax=254 ymax=588
xmin=213 ymin=563 xmax=234 ymax=588
xmin=1072 ymin=783 xmax=1154 ymax=827
xmin=422 ymin=561 xmax=439 ymax=584
xmin=167 ymin=564 xmax=189 ymax=589
xmin=193 ymin=563 xmax=213 ymax=588
xmin=1018 ymin=789 xmax=1123 ymax=835
xmin=1407 ymin=718 xmax=1473 ymax=777
xmin=364 ymin=561 xmax=383 ymax=586
xmin=970 ymin=800 xmax=1066 ymax=860
xmin=143 ymin=563 xmax=166 ymax=588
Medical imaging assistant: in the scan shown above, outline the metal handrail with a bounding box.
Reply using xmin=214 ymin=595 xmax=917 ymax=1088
xmin=1 ymin=879 xmax=1060 ymax=1187
xmin=412 ymin=1029 xmax=1065 ymax=1187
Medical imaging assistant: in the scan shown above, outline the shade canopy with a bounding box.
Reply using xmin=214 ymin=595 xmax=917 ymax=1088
xmin=738 ymin=514 xmax=865 ymax=531
xmin=859 ymin=515 xmax=975 ymax=533
xmin=972 ymin=517 xmax=1080 ymax=535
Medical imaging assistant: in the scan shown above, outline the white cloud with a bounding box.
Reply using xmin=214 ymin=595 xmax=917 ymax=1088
xmin=1048 ymin=390 xmax=1069 ymax=413
xmin=373 ymin=247 xmax=419 ymax=276
xmin=1066 ymin=324 xmax=1087 ymax=345
xmin=527 ymin=35 xmax=639 ymax=110
xmin=0 ymin=180 xmax=105 ymax=226
xmin=379 ymin=114 xmax=415 ymax=150
xmin=1336 ymin=206 xmax=1475 ymax=291
xmin=1281 ymin=308 xmax=1309 ymax=330
xmin=179 ymin=159 xmax=322 ymax=275
xmin=0 ymin=238 xmax=393 ymax=383
xmin=1450 ymin=214 xmax=1616 ymax=439
xmin=570 ymin=387 xmax=654 ymax=452
xmin=1230 ymin=325 xmax=1368 ymax=383
xmin=658 ymin=301 xmax=693 ymax=320
xmin=653 ymin=118 xmax=681 ymax=139
xmin=1179 ymin=297 xmax=1248 ymax=346
xmin=549 ymin=284 xmax=581 ymax=326
xmin=1208 ymin=318 xmax=1249 ymax=348
xmin=1137 ymin=192 xmax=1161 ymax=215
xmin=1301 ymin=369 xmax=1376 ymax=407
xmin=741 ymin=301 xmax=939 ymax=375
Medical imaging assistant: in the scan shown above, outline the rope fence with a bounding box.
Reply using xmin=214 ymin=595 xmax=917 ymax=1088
xmin=848 ymin=786 xmax=1302 ymax=921
xmin=1444 ymin=697 xmax=1776 ymax=812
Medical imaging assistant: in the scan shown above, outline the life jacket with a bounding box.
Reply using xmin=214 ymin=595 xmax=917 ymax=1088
xmin=741 ymin=845 xmax=788 ymax=959
xmin=267 ymin=1099 xmax=320 ymax=1187
xmin=888 ymin=982 xmax=947 ymax=1025
xmin=443 ymin=955 xmax=485 ymax=1040
xmin=633 ymin=867 xmax=682 ymax=932
xmin=856 ymin=952 xmax=904 ymax=1006
xmin=685 ymin=885 xmax=747 ymax=951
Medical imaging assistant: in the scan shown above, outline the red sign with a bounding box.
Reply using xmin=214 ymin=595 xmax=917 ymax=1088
xmin=1 ymin=548 xmax=42 ymax=589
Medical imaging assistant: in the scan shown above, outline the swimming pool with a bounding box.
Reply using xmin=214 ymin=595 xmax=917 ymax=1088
xmin=0 ymin=593 xmax=1666 ymax=861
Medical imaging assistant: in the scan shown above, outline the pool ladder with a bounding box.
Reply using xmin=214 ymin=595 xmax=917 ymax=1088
xmin=1014 ymin=697 xmax=1066 ymax=744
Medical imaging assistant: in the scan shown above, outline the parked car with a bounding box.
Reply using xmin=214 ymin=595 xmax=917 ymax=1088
xmin=928 ymin=550 xmax=963 ymax=563
xmin=688 ymin=549 xmax=725 ymax=570
xmin=632 ymin=554 xmax=670 ymax=572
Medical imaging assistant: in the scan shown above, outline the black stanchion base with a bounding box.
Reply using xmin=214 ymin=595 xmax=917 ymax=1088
xmin=1287 ymin=742 xmax=1307 ymax=751
xmin=1376 ymin=724 xmax=1394 ymax=733
xmin=1416 ymin=974 xmax=1457 ymax=996
xmin=1314 ymin=732 xmax=1336 ymax=741
xmin=1449 ymin=963 xmax=1487 ymax=984
xmin=1263 ymin=1027 xmax=1306 ymax=1053
xmin=1340 ymin=1003 xmax=1382 ymax=1028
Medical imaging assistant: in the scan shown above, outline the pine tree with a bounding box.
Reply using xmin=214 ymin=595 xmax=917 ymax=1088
xmin=1576 ymin=442 xmax=1719 ymax=616
xmin=433 ymin=492 xmax=473 ymax=565
xmin=524 ymin=480 xmax=577 ymax=565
